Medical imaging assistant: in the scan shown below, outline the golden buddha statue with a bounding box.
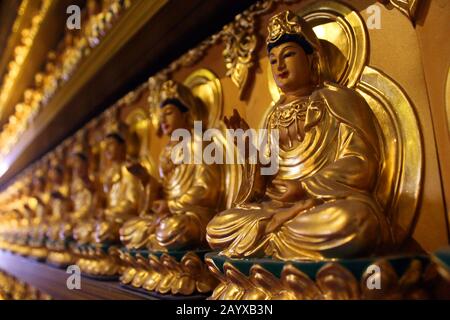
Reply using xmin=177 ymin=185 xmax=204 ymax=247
xmin=93 ymin=111 xmax=143 ymax=244
xmin=120 ymin=80 xmax=222 ymax=252
xmin=27 ymin=166 xmax=51 ymax=258
xmin=15 ymin=180 xmax=33 ymax=247
xmin=45 ymin=152 xmax=72 ymax=245
xmin=207 ymin=10 xmax=392 ymax=261
xmin=70 ymin=122 xmax=105 ymax=247
xmin=59 ymin=134 xmax=97 ymax=246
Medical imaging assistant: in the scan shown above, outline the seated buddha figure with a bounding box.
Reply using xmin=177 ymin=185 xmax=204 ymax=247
xmin=45 ymin=153 xmax=72 ymax=245
xmin=15 ymin=181 xmax=34 ymax=246
xmin=27 ymin=168 xmax=50 ymax=250
xmin=94 ymin=118 xmax=143 ymax=244
xmin=120 ymin=80 xmax=222 ymax=252
xmin=207 ymin=10 xmax=392 ymax=261
xmin=59 ymin=138 xmax=98 ymax=245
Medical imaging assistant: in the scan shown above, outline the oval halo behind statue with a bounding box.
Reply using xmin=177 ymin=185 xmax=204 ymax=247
xmin=184 ymin=68 xmax=223 ymax=129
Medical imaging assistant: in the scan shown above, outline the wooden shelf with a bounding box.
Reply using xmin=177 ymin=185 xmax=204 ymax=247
xmin=0 ymin=250 xmax=155 ymax=300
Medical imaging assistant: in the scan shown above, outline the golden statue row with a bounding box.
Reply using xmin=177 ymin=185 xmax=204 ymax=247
xmin=0 ymin=269 xmax=51 ymax=300
xmin=0 ymin=0 xmax=133 ymax=159
xmin=0 ymin=8 xmax=448 ymax=299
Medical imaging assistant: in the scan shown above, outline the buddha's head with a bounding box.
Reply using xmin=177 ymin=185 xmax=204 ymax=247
xmin=32 ymin=168 xmax=46 ymax=193
xmin=104 ymin=134 xmax=126 ymax=163
xmin=158 ymin=80 xmax=202 ymax=137
xmin=267 ymin=10 xmax=329 ymax=95
xmin=71 ymin=143 xmax=89 ymax=178
xmin=48 ymin=155 xmax=65 ymax=185
xmin=87 ymin=0 xmax=101 ymax=16
xmin=103 ymin=108 xmax=127 ymax=163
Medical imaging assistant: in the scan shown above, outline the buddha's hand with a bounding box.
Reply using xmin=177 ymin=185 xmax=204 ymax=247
xmin=224 ymin=109 xmax=250 ymax=131
xmin=265 ymin=199 xmax=317 ymax=234
xmin=152 ymin=200 xmax=170 ymax=218
xmin=126 ymin=160 xmax=151 ymax=185
xmin=224 ymin=109 xmax=254 ymax=160
xmin=266 ymin=179 xmax=305 ymax=203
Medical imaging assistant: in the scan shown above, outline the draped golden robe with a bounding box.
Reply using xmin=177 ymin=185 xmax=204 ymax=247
xmin=95 ymin=163 xmax=142 ymax=243
xmin=28 ymin=193 xmax=50 ymax=246
xmin=46 ymin=185 xmax=71 ymax=242
xmin=67 ymin=177 xmax=95 ymax=244
xmin=207 ymin=83 xmax=392 ymax=261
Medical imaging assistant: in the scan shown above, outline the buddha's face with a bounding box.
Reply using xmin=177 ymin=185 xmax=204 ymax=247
xmin=269 ymin=41 xmax=312 ymax=94
xmin=33 ymin=177 xmax=45 ymax=193
xmin=160 ymin=104 xmax=188 ymax=136
xmin=49 ymin=167 xmax=64 ymax=185
xmin=72 ymin=156 xmax=88 ymax=177
xmin=105 ymin=136 xmax=125 ymax=162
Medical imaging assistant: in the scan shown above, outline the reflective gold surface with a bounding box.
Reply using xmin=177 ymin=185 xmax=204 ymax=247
xmin=0 ymin=0 xmax=446 ymax=300
xmin=207 ymin=8 xmax=413 ymax=261
xmin=118 ymin=77 xmax=225 ymax=294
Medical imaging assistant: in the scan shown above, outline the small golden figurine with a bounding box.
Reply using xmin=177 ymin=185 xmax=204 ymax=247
xmin=93 ymin=109 xmax=142 ymax=245
xmin=120 ymin=80 xmax=222 ymax=252
xmin=118 ymin=80 xmax=222 ymax=295
xmin=45 ymin=151 xmax=72 ymax=245
xmin=27 ymin=165 xmax=51 ymax=260
xmin=69 ymin=133 xmax=100 ymax=246
xmin=207 ymin=10 xmax=392 ymax=261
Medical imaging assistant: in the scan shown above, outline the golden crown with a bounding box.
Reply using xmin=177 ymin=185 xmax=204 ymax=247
xmin=160 ymin=80 xmax=184 ymax=105
xmin=266 ymin=10 xmax=319 ymax=49
xmin=267 ymin=10 xmax=303 ymax=44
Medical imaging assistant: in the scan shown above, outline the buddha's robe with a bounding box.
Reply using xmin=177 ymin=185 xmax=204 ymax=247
xmin=46 ymin=185 xmax=71 ymax=243
xmin=207 ymin=83 xmax=392 ymax=261
xmin=95 ymin=163 xmax=142 ymax=243
xmin=28 ymin=193 xmax=50 ymax=247
xmin=65 ymin=177 xmax=95 ymax=244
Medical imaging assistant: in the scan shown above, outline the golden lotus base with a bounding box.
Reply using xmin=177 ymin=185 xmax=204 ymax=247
xmin=115 ymin=249 xmax=217 ymax=296
xmin=75 ymin=256 xmax=121 ymax=277
xmin=28 ymin=247 xmax=48 ymax=261
xmin=47 ymin=250 xmax=75 ymax=268
xmin=0 ymin=242 xmax=31 ymax=256
xmin=205 ymin=254 xmax=449 ymax=300
xmin=73 ymin=244 xmax=122 ymax=277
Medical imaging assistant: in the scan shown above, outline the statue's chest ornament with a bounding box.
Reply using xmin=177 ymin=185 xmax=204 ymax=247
xmin=269 ymin=100 xmax=308 ymax=130
xmin=269 ymin=98 xmax=324 ymax=148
